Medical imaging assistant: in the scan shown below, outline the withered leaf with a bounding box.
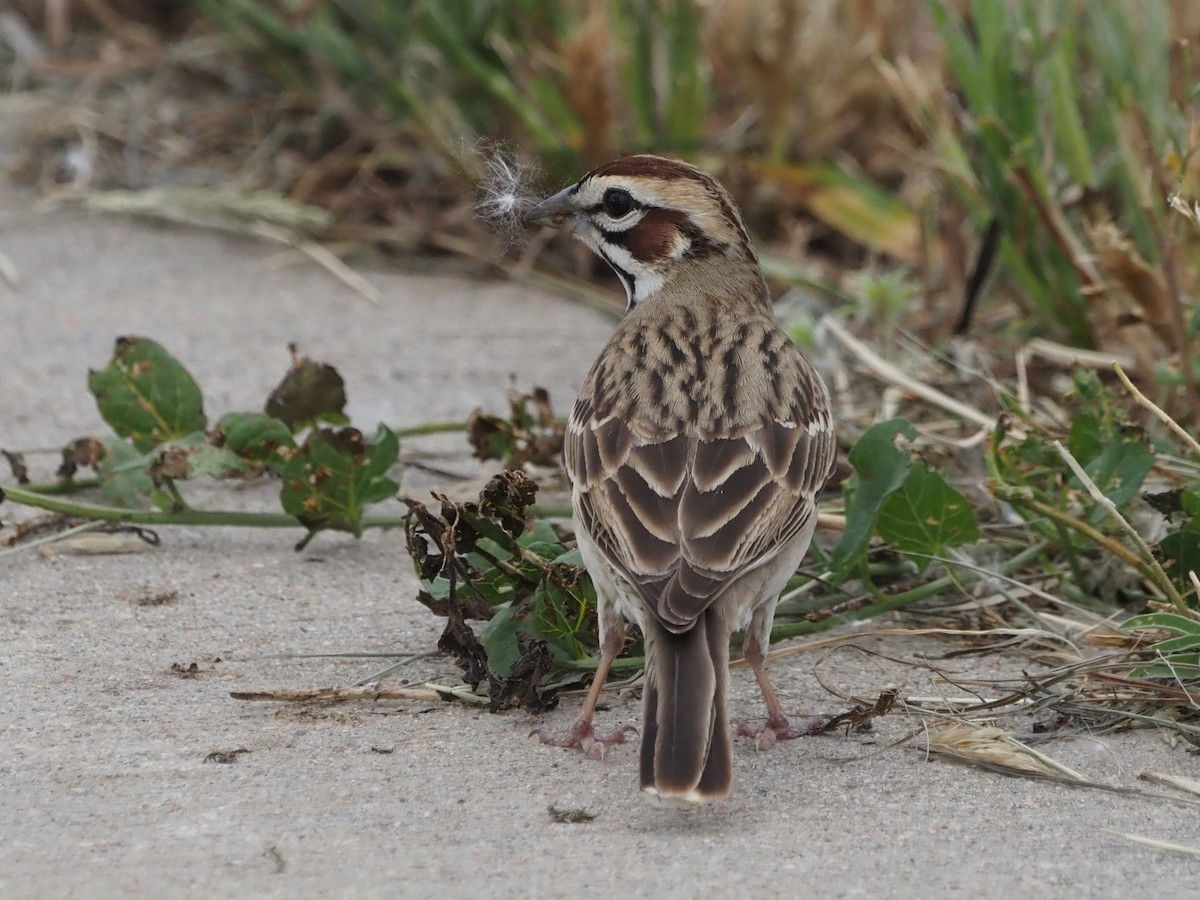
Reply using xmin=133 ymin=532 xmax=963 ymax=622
xmin=479 ymin=469 xmax=538 ymax=537
xmin=265 ymin=344 xmax=348 ymax=432
xmin=415 ymin=588 xmax=496 ymax=621
xmin=547 ymin=805 xmax=597 ymax=824
xmin=437 ymin=601 xmax=490 ymax=691
xmin=170 ymin=662 xmax=201 ymax=678
xmin=1145 ymin=489 xmax=1183 ymax=520
xmin=147 ymin=437 xmax=252 ymax=484
xmin=204 ymin=748 xmax=250 ymax=763
xmin=807 ymin=689 xmax=898 ymax=735
xmin=465 ymin=384 xmax=564 ymax=468
xmin=488 ymin=637 xmax=558 ymax=713
xmin=1 ymin=449 xmax=28 ymax=483
xmin=57 ymin=437 xmax=106 ymax=483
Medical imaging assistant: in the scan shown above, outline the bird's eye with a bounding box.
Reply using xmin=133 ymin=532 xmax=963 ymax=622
xmin=602 ymin=188 xmax=636 ymax=219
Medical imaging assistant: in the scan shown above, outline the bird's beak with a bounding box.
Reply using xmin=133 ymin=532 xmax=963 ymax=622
xmin=523 ymin=186 xmax=577 ymax=227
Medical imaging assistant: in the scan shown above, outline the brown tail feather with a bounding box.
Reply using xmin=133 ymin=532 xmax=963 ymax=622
xmin=639 ymin=608 xmax=732 ymax=802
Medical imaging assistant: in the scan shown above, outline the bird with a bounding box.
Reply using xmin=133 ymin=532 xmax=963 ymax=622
xmin=525 ymin=155 xmax=836 ymax=804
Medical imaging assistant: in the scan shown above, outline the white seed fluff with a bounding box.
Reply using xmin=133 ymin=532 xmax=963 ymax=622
xmin=472 ymin=143 xmax=543 ymax=241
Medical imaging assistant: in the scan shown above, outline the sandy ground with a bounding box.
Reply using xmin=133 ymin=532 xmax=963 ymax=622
xmin=2 ymin=177 xmax=1200 ymax=899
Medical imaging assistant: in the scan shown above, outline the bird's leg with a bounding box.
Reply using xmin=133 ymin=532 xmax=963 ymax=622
xmin=736 ymin=631 xmax=826 ymax=750
xmin=534 ymin=622 xmax=634 ymax=759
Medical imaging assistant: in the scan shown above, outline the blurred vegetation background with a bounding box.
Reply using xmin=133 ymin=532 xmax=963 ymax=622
xmin=4 ymin=1 xmax=1200 ymax=394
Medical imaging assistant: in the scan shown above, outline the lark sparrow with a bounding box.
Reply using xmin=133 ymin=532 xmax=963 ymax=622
xmin=527 ymin=156 xmax=836 ymax=803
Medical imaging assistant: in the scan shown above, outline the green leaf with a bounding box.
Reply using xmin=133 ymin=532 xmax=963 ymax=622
xmin=1045 ymin=28 xmax=1096 ymax=188
xmin=87 ymin=336 xmax=206 ymax=452
xmin=520 ymin=518 xmax=567 ymax=558
xmin=830 ymin=419 xmax=917 ymax=573
xmin=1123 ymin=612 xmax=1200 ymax=634
xmin=147 ymin=433 xmax=254 ymax=483
xmin=480 ymin=604 xmax=525 ymax=677
xmin=1123 ymin=612 xmax=1200 ymax=681
xmin=1080 ymin=426 xmax=1154 ymax=510
xmin=97 ymin=437 xmax=156 ymax=507
xmin=279 ymin=425 xmax=400 ymax=544
xmin=876 ymin=463 xmax=981 ymax=569
xmin=1155 ymin=528 xmax=1200 ymax=597
xmin=527 ymin=577 xmax=594 ymax=663
xmin=215 ymin=412 xmax=297 ymax=473
xmin=1127 ymin=660 xmax=1200 ymax=681
xmin=481 ymin=567 xmax=596 ymax=677
xmin=1067 ymin=413 xmax=1102 ymax=467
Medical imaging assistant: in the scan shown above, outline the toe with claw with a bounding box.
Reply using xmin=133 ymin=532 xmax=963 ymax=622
xmin=534 ymin=719 xmax=636 ymax=759
xmin=736 ymin=714 xmax=827 ymax=751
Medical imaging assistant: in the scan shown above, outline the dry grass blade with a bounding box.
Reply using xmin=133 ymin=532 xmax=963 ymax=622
xmin=39 ymin=531 xmax=156 ymax=555
xmin=1051 ymin=439 xmax=1185 ymax=609
xmin=1106 ymin=831 xmax=1200 ymax=859
xmin=257 ymin=226 xmax=382 ymax=305
xmin=821 ymin=315 xmax=995 ymax=430
xmin=0 ymin=520 xmax=104 ymax=558
xmin=35 ymin=188 xmax=384 ymax=304
xmin=1138 ymin=771 xmax=1200 ymax=798
xmin=760 ymin=626 xmax=1081 ymax=665
xmin=925 ymin=723 xmax=1084 ymax=781
xmin=1015 ymin=338 xmax=1134 ymax=411
xmin=38 ymin=187 xmax=333 ymax=232
xmin=1113 ymin=362 xmax=1200 ymax=458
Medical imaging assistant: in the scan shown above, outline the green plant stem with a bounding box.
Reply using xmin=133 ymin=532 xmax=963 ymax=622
xmin=19 ymin=478 xmax=101 ymax=496
xmin=992 ymin=482 xmax=1178 ymax=604
xmin=393 ymin=421 xmax=465 ymax=438
xmin=769 ymin=540 xmax=1047 ymax=642
xmin=530 ymin=503 xmax=571 ymax=519
xmin=1050 ymin=439 xmax=1186 ymax=611
xmin=0 ymin=484 xmax=408 ymax=531
xmin=565 ymin=654 xmax=645 ymax=673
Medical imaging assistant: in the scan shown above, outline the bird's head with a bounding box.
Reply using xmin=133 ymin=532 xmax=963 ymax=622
xmin=524 ymin=155 xmax=758 ymax=310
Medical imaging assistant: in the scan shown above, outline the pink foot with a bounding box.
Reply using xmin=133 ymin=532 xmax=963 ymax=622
xmin=736 ymin=714 xmax=827 ymax=751
xmin=534 ymin=718 xmax=636 ymax=760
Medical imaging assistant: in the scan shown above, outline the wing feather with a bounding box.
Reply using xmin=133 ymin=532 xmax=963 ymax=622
xmin=564 ymin=316 xmax=836 ymax=634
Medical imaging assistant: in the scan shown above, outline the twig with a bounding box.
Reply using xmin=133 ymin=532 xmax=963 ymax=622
xmin=820 ymin=315 xmax=995 ymax=430
xmin=230 ymin=682 xmax=485 ymax=704
xmin=1113 ymin=362 xmax=1200 ymax=457
xmin=1015 ymin=338 xmax=1134 ymax=413
xmin=1051 ymin=440 xmax=1186 ymax=611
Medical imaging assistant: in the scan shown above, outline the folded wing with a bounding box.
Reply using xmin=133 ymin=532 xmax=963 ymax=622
xmin=567 ymin=392 xmax=835 ymax=633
